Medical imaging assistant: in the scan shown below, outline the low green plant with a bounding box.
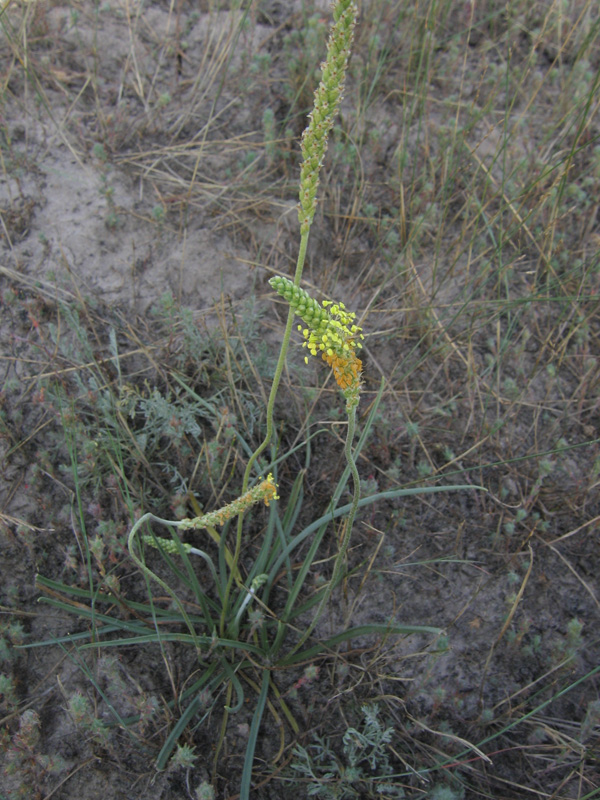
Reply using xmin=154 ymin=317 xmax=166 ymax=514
xmin=283 ymin=8 xmax=329 ymax=112
xmin=289 ymin=704 xmax=404 ymax=799
xmin=67 ymin=691 xmax=110 ymax=746
xmin=0 ymin=673 xmax=19 ymax=709
xmin=427 ymin=784 xmax=465 ymax=800
xmin=195 ymin=780 xmax=216 ymax=800
xmin=1 ymin=709 xmax=66 ymax=800
xmin=0 ymin=620 xmax=25 ymax=664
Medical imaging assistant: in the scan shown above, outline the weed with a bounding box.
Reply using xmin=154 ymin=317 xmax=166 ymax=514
xmin=0 ymin=673 xmax=19 ymax=709
xmin=0 ymin=620 xmax=25 ymax=664
xmin=1 ymin=710 xmax=66 ymax=800
xmin=428 ymin=785 xmax=464 ymax=800
xmin=195 ymin=780 xmax=216 ymax=800
xmin=67 ymin=691 xmax=110 ymax=747
xmin=289 ymin=704 xmax=404 ymax=799
xmin=283 ymin=10 xmax=329 ymax=115
xmin=170 ymin=742 xmax=199 ymax=770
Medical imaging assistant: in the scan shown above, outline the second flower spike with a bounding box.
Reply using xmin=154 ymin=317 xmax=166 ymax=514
xmin=269 ymin=275 xmax=363 ymax=408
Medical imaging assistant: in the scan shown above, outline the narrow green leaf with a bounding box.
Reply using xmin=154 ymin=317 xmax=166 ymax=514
xmin=278 ymin=623 xmax=444 ymax=667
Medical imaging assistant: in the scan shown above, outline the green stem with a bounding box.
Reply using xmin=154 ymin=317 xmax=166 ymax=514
xmin=220 ymin=230 xmax=310 ymax=634
xmin=127 ymin=513 xmax=200 ymax=647
xmin=290 ymin=403 xmax=359 ymax=653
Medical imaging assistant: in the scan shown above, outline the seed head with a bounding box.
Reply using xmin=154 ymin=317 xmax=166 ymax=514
xmin=298 ymin=1 xmax=358 ymax=233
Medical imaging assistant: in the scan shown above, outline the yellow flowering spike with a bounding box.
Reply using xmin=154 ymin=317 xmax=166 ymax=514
xmin=179 ymin=474 xmax=279 ymax=531
xmin=269 ymin=275 xmax=363 ymax=408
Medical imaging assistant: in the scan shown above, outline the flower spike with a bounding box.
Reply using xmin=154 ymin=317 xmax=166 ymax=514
xmin=298 ymin=1 xmax=358 ymax=234
xmin=177 ymin=474 xmax=279 ymax=531
xmin=269 ymin=275 xmax=363 ymax=409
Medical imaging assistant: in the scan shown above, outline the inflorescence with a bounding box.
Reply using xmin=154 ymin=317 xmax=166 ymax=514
xmin=269 ymin=275 xmax=363 ymax=408
xmin=177 ymin=474 xmax=279 ymax=531
xmin=298 ymin=1 xmax=358 ymax=234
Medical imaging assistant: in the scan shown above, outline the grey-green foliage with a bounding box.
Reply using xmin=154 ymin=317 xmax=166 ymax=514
xmin=47 ymin=302 xmax=95 ymax=364
xmin=152 ymin=291 xmax=272 ymax=387
xmin=152 ymin=293 xmax=206 ymax=370
xmin=41 ymin=291 xmax=273 ymax=498
xmin=290 ymin=704 xmax=404 ymax=799
xmin=263 ymin=107 xmax=277 ymax=164
xmin=428 ymin=783 xmax=465 ymax=800
xmin=1 ymin=709 xmax=67 ymax=800
xmin=137 ymin=386 xmax=206 ymax=447
xmin=235 ymin=293 xmax=275 ymax=384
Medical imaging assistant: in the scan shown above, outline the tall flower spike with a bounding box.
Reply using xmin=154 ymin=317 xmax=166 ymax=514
xmin=269 ymin=275 xmax=363 ymax=409
xmin=298 ymin=0 xmax=358 ymax=235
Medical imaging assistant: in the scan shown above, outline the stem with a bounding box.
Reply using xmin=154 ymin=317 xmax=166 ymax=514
xmin=290 ymin=403 xmax=359 ymax=653
xmin=127 ymin=513 xmax=200 ymax=645
xmin=219 ymin=0 xmax=358 ymax=635
xmin=220 ymin=230 xmax=310 ymax=634
xmin=244 ymin=230 xmax=310 ymax=482
xmin=233 ymin=586 xmax=256 ymax=632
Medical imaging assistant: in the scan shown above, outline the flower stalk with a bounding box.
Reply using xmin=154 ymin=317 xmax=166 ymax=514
xmin=225 ymin=1 xmax=359 ymax=633
xmin=267 ymin=279 xmax=363 ymax=653
xmin=178 ymin=475 xmax=278 ymax=531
